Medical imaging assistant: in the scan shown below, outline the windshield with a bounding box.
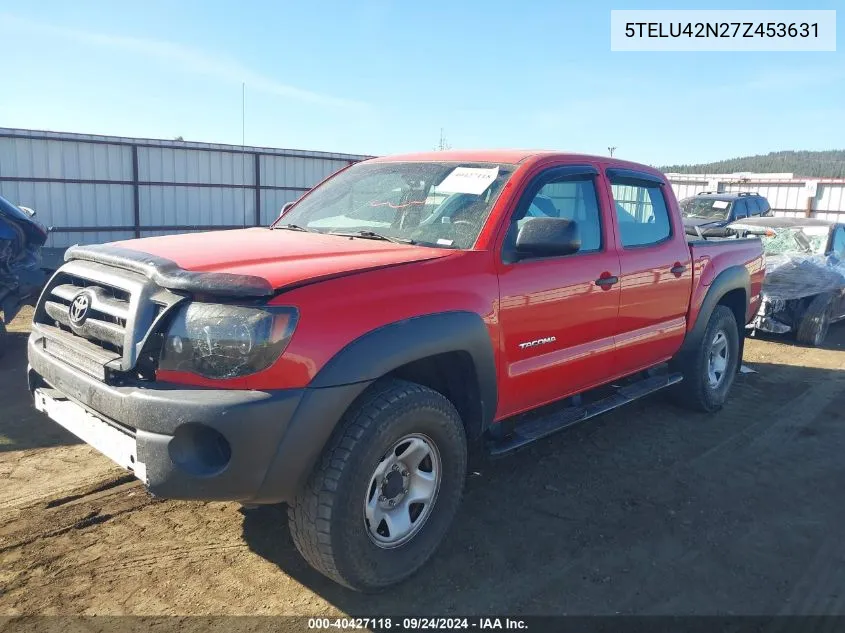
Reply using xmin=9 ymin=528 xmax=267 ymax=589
xmin=760 ymin=225 xmax=830 ymax=256
xmin=680 ymin=198 xmax=732 ymax=221
xmin=276 ymin=161 xmax=515 ymax=249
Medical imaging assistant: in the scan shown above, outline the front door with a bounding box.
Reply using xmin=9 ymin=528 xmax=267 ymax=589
xmin=496 ymin=165 xmax=621 ymax=418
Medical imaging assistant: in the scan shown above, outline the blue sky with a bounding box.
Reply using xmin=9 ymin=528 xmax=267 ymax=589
xmin=0 ymin=0 xmax=842 ymax=165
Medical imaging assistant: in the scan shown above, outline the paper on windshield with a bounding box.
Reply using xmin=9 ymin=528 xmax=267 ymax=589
xmin=436 ymin=167 xmax=499 ymax=195
xmin=712 ymin=200 xmax=729 ymax=209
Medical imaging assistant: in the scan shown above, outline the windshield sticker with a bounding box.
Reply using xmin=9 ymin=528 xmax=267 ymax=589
xmin=436 ymin=167 xmax=500 ymax=195
xmin=712 ymin=200 xmax=729 ymax=209
xmin=437 ymin=238 xmax=454 ymax=246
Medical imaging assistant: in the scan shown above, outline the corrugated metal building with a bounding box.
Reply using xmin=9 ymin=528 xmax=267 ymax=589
xmin=666 ymin=173 xmax=845 ymax=221
xmin=0 ymin=128 xmax=371 ymax=249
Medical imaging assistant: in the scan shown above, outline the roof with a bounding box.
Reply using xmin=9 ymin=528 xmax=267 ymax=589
xmin=367 ymin=150 xmax=664 ymax=175
xmin=368 ymin=149 xmax=554 ymax=164
xmin=728 ymin=217 xmax=838 ymax=229
xmin=691 ymin=192 xmax=765 ymax=200
xmin=0 ymin=127 xmax=372 ymax=161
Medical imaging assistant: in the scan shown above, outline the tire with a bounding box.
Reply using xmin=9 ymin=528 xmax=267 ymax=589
xmin=288 ymin=378 xmax=467 ymax=592
xmin=671 ymin=305 xmax=740 ymax=412
xmin=796 ymin=293 xmax=834 ymax=347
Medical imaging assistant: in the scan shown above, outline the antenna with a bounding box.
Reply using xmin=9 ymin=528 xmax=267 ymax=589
xmin=608 ymin=146 xmax=617 ymax=157
xmin=242 ymin=82 xmax=247 ymax=228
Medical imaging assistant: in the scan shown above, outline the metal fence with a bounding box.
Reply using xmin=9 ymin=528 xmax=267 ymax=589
xmin=667 ymin=174 xmax=845 ymax=221
xmin=0 ymin=128 xmax=371 ymax=249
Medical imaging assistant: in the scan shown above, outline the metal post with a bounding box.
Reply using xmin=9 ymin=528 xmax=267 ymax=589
xmin=131 ymin=145 xmax=140 ymax=238
xmin=254 ymin=153 xmax=261 ymax=226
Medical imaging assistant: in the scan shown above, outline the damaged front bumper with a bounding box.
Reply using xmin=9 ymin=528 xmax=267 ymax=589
xmin=750 ymin=296 xmax=792 ymax=334
xmin=28 ymin=334 xmax=371 ymax=504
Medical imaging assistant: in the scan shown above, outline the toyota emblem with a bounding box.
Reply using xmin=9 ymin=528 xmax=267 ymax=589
xmin=69 ymin=292 xmax=91 ymax=326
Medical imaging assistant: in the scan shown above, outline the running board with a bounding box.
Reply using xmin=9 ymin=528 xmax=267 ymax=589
xmin=488 ymin=372 xmax=684 ymax=456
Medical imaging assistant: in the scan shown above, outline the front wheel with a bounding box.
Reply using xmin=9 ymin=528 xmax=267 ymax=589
xmin=671 ymin=305 xmax=740 ymax=412
xmin=796 ymin=293 xmax=834 ymax=347
xmin=288 ymin=379 xmax=467 ymax=591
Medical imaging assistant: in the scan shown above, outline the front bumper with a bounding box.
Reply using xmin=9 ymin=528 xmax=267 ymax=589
xmin=750 ymin=296 xmax=792 ymax=334
xmin=28 ymin=335 xmax=370 ymax=504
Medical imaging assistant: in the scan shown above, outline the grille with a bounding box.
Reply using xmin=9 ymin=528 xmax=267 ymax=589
xmin=43 ymin=279 xmax=130 ymax=354
xmin=34 ymin=259 xmax=182 ymax=379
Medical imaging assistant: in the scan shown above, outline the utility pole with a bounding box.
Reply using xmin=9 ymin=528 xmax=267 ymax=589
xmin=608 ymin=146 xmax=616 ymax=157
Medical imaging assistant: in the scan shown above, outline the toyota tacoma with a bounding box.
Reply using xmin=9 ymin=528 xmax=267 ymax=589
xmin=28 ymin=150 xmax=765 ymax=591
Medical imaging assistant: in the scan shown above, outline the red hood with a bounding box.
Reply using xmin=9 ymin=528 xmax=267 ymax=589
xmin=108 ymin=228 xmax=453 ymax=290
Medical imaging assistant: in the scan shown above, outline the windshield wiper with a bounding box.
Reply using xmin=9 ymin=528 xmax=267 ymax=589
xmin=275 ymin=223 xmax=322 ymax=233
xmin=329 ymin=230 xmax=416 ymax=245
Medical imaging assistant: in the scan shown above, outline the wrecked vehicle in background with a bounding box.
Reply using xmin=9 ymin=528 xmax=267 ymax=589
xmin=0 ymin=194 xmax=48 ymax=356
xmin=728 ymin=217 xmax=845 ymax=346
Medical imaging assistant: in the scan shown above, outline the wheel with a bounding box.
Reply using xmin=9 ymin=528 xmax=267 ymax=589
xmin=288 ymin=378 xmax=467 ymax=591
xmin=796 ymin=293 xmax=834 ymax=347
xmin=671 ymin=305 xmax=740 ymax=412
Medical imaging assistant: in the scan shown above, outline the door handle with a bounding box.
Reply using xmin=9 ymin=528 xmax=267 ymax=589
xmin=595 ymin=275 xmax=619 ymax=288
xmin=670 ymin=263 xmax=687 ymax=276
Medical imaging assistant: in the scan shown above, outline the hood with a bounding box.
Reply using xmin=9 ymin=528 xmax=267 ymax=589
xmin=0 ymin=195 xmax=48 ymax=247
xmin=67 ymin=227 xmax=454 ymax=297
xmin=682 ymin=216 xmax=728 ymax=228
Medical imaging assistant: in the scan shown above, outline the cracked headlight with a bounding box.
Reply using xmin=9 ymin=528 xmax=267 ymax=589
xmin=159 ymin=303 xmax=298 ymax=379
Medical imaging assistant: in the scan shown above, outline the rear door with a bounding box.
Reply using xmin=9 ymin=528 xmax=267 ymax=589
xmin=496 ymin=165 xmax=621 ymax=417
xmin=605 ymin=168 xmax=693 ymax=375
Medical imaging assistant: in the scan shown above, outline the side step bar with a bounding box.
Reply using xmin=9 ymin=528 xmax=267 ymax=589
xmin=488 ymin=372 xmax=684 ymax=456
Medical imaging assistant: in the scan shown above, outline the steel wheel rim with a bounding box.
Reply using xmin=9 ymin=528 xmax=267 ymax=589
xmin=364 ymin=433 xmax=442 ymax=549
xmin=707 ymin=330 xmax=729 ymax=388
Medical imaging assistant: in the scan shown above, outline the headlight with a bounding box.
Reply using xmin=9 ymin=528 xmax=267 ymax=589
xmin=159 ymin=303 xmax=298 ymax=379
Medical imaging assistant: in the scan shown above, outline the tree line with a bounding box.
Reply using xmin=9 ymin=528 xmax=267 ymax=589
xmin=660 ymin=150 xmax=845 ymax=178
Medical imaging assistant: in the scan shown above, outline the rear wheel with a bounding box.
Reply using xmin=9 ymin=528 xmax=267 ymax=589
xmin=288 ymin=379 xmax=467 ymax=591
xmin=671 ymin=305 xmax=740 ymax=412
xmin=796 ymin=293 xmax=834 ymax=347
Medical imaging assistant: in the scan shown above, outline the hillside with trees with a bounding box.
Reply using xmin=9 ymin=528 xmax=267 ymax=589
xmin=661 ymin=150 xmax=845 ymax=178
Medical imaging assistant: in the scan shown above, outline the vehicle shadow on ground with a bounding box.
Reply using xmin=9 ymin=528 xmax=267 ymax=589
xmin=243 ymin=356 xmax=845 ymax=615
xmin=0 ymin=330 xmax=81 ymax=452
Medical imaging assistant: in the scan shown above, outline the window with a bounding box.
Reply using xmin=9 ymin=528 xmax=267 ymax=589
xmin=733 ymin=199 xmax=749 ymax=219
xmin=503 ymin=173 xmax=602 ymax=254
xmin=833 ymin=227 xmax=845 ymax=258
xmin=610 ymin=178 xmax=671 ymax=247
xmin=747 ymin=198 xmax=762 ymax=216
xmin=759 ymin=198 xmax=772 ymax=216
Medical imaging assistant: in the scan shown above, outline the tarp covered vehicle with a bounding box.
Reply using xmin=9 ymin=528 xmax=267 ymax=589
xmin=728 ymin=216 xmax=845 ymax=346
xmin=0 ymin=194 xmax=48 ymax=356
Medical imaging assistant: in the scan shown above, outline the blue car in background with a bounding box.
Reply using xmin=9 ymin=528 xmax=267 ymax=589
xmin=0 ymin=194 xmax=48 ymax=356
xmin=680 ymin=191 xmax=773 ymax=236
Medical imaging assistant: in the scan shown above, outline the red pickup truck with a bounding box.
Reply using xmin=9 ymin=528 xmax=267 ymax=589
xmin=28 ymin=150 xmax=764 ymax=591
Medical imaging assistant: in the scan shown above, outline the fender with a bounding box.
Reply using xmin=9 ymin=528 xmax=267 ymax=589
xmin=310 ymin=310 xmax=498 ymax=427
xmin=680 ymin=264 xmax=751 ymax=356
xmin=252 ymin=311 xmax=498 ymax=503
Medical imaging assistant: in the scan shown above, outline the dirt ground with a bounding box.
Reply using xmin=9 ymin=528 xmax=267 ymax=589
xmin=2 ymin=306 xmax=845 ymax=616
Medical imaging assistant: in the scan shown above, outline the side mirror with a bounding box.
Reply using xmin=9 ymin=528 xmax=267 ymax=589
xmin=515 ymin=217 xmax=580 ymax=259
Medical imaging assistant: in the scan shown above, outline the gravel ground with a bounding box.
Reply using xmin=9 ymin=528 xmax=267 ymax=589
xmin=2 ymin=306 xmax=845 ymax=616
